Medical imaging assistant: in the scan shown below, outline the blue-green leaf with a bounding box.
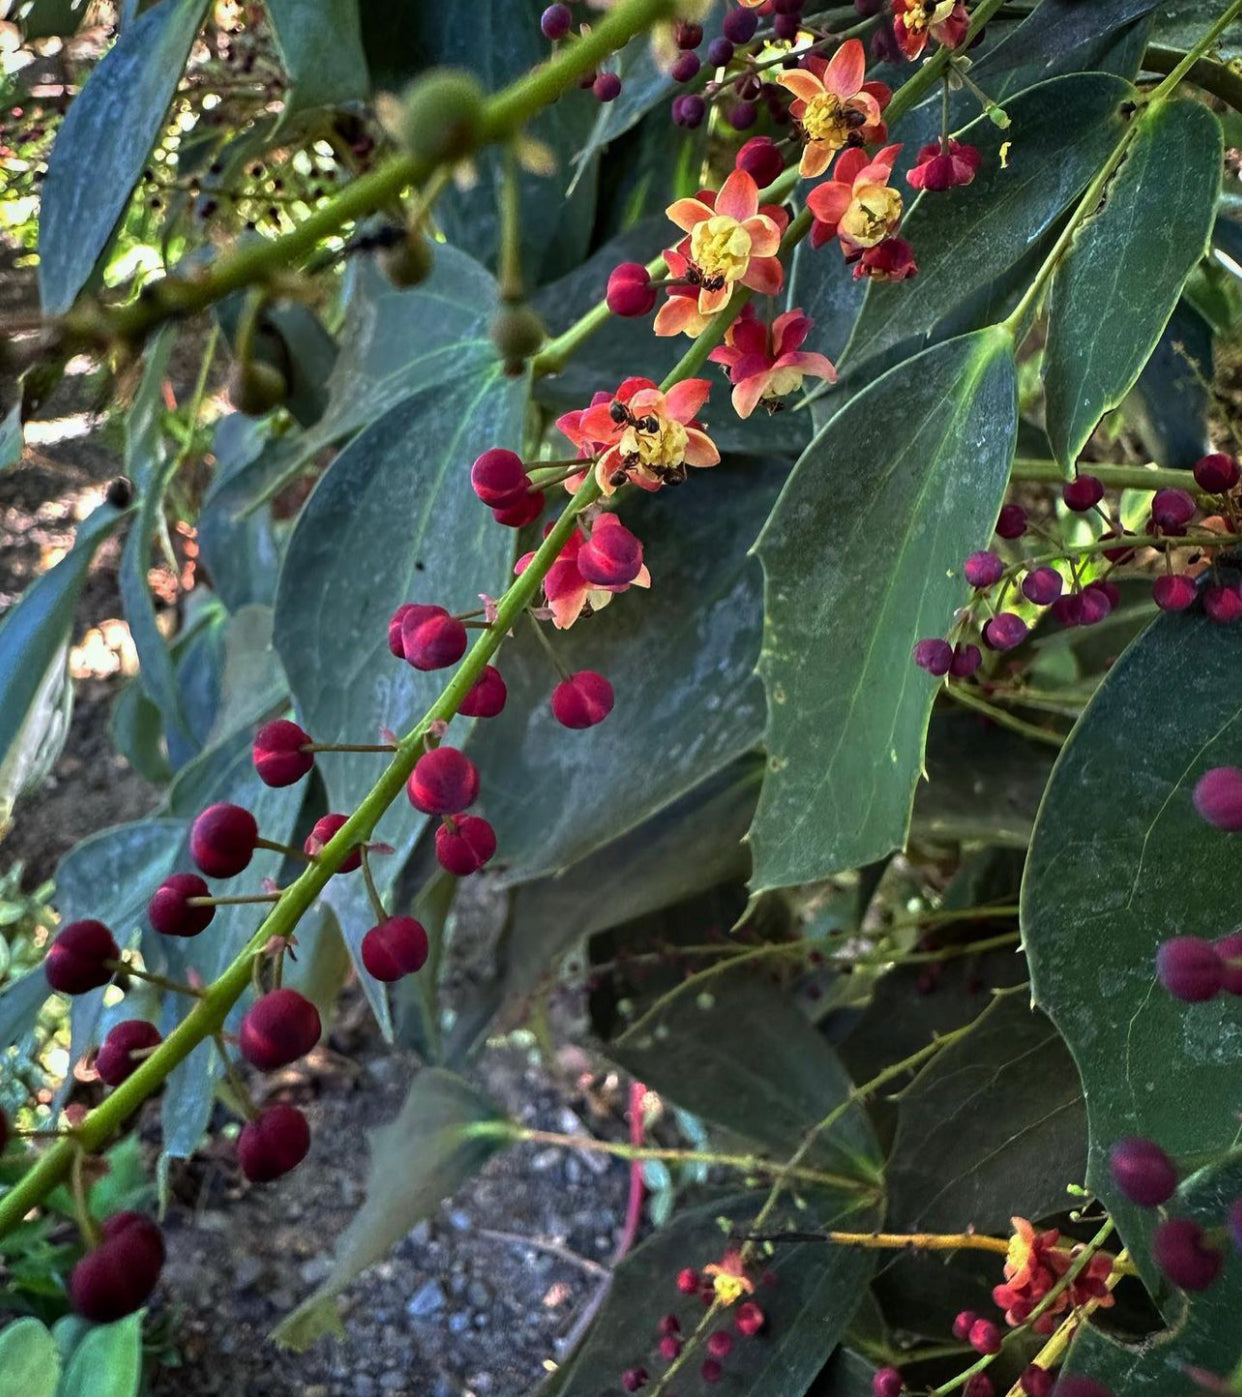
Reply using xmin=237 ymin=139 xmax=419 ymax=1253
xmin=264 ymin=0 xmax=369 ymax=113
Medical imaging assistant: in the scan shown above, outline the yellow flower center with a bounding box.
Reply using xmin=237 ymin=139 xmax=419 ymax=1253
xmin=619 ymin=413 xmax=688 ymax=470
xmin=839 ymin=184 xmax=902 ymax=248
xmin=801 ymin=90 xmax=849 ymax=150
xmin=765 ymin=365 xmax=805 ymax=400
xmin=711 ymin=1274 xmax=747 ymax=1306
xmin=689 ymin=214 xmax=752 ymax=286
xmin=1006 ymin=1232 xmax=1034 ymax=1276
xmin=907 ymin=0 xmax=955 ymax=30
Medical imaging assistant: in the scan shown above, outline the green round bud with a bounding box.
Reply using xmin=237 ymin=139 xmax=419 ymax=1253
xmin=230 ymin=360 xmax=288 ymax=417
xmin=490 ymin=303 xmax=545 ymax=369
xmin=397 ymin=69 xmax=487 ymax=166
xmin=381 ymin=232 xmax=435 ymax=289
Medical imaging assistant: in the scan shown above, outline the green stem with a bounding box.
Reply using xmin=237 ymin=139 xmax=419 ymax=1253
xmin=498 ymin=144 xmax=524 ymax=302
xmin=1010 ymin=457 xmax=1217 ymax=496
xmin=1145 ymin=2 xmax=1242 ymax=103
xmin=1145 ymin=44 xmax=1242 ymax=111
xmin=943 ymin=683 xmax=1067 ymax=749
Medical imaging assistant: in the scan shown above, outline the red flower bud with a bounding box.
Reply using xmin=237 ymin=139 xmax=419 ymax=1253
xmin=707 ymin=1331 xmax=733 ymax=1359
xmin=459 ymin=665 xmax=508 ymax=718
xmin=621 ymin=1369 xmax=648 ymax=1393
xmin=872 ymin=1369 xmax=904 ymax=1397
xmin=1109 ymin=1136 xmax=1178 ymax=1207
xmin=96 ymin=1019 xmax=162 ymax=1086
xmin=1019 ymin=1365 xmax=1053 ymax=1397
xmin=190 ymin=803 xmax=259 ymax=878
xmin=995 ymin=503 xmax=1027 ymax=538
xmin=304 ymin=813 xmax=362 ymax=871
xmin=46 ymin=920 xmax=118 ymax=994
xmin=736 ymin=136 xmax=784 ymax=187
xmin=659 ymin=1335 xmax=681 ymax=1360
xmin=1151 ymin=487 xmax=1196 ymax=534
xmin=950 ymin=643 xmax=982 ymax=678
xmin=361 ymin=916 xmax=430 ymax=982
xmin=606 ymin=263 xmax=657 ymax=318
xmin=238 ymin=988 xmax=322 ymax=1071
xmin=594 ymin=72 xmax=621 ymax=102
xmin=1152 ymin=1217 xmax=1223 ymax=1291
xmin=1215 ymin=929 xmax=1242 ymax=994
xmin=551 ymin=670 xmax=615 ymax=728
xmin=1062 ymin=474 xmax=1104 ymax=512
xmin=1153 ymin=573 xmax=1196 ymax=612
xmin=238 ymin=1103 xmax=311 ymax=1182
xmin=471 ymin=448 xmax=530 ymax=508
xmin=1204 ymin=584 xmax=1242 ymax=624
xmin=963 ymin=550 xmax=1003 ymax=588
xmin=407 ymin=746 xmax=480 ymax=814
xmin=577 ymin=515 xmax=643 ymax=586
xmin=148 ymin=872 xmax=214 ymax=937
xmin=701 ymin=1359 xmax=723 ymax=1384
xmin=253 ymin=719 xmax=314 ymax=787
xmin=388 ymin=602 xmax=415 ymax=658
xmin=913 ymin=638 xmax=952 ymax=676
xmin=982 ymin=613 xmax=1027 ymax=652
xmin=1195 ymin=766 xmax=1242 ymax=831
xmin=1022 ymin=567 xmax=1062 ymax=606
xmin=492 ymin=491 xmax=545 ymax=528
xmin=401 ymin=604 xmax=468 ymax=671
xmin=968 ymin=1318 xmax=1002 ymax=1355
xmin=951 ymin=1310 xmax=977 ymax=1340
xmin=540 ymin=4 xmax=572 ymax=41
xmin=435 ymin=815 xmax=497 ymax=876
xmin=676 ymin=1267 xmax=699 ymax=1294
xmin=1194 ymin=452 xmax=1240 ymax=493
xmin=1156 ymin=936 xmax=1223 ymax=1002
xmin=734 ymin=1301 xmax=764 ymax=1335
xmin=70 ymin=1212 xmax=165 ymax=1322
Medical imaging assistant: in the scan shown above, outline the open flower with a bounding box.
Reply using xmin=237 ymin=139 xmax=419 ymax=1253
xmin=653 ymin=274 xmax=714 ymax=339
xmin=661 ymin=170 xmax=785 ymax=320
xmin=703 ymin=1251 xmax=755 ymax=1306
xmin=562 ymin=376 xmax=720 ymax=495
xmin=907 ymin=138 xmax=981 ymax=191
xmin=993 ymin=1217 xmax=1116 ymax=1334
xmin=774 ymin=38 xmax=891 ymax=178
xmin=806 ymin=144 xmax=903 ymax=257
xmin=709 ymin=305 xmax=836 ymax=418
xmin=892 ymin=0 xmax=970 ymax=61
xmin=854 ymin=237 xmax=918 ymax=281
xmin=515 ymin=518 xmax=651 ymax=630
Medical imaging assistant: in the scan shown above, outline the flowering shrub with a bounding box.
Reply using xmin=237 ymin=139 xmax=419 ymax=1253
xmin=1 ymin=1 xmax=1242 ymax=1395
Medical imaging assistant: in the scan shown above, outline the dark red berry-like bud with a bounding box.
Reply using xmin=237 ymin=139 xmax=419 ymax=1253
xmin=594 ymin=72 xmax=622 ymax=102
xmin=471 ymin=448 xmax=529 ymax=508
xmin=1019 ymin=1366 xmax=1053 ymax=1397
xmin=873 ymin=1368 xmax=904 ymax=1397
xmin=707 ymin=1331 xmax=733 ymax=1359
xmin=607 ymin=263 xmax=657 ymax=318
xmin=96 ymin=1019 xmax=162 ymax=1086
xmin=621 ymin=1368 xmax=648 ymax=1392
xmin=735 ymin=1301 xmax=764 ymax=1336
xmin=675 ymin=17 xmax=703 ymax=46
xmin=435 ymin=815 xmax=497 ymax=876
xmin=492 ymin=491 xmax=544 ymax=528
xmin=552 ymin=670 xmax=615 ymax=728
xmin=148 ymin=872 xmax=214 ymax=937
xmin=1078 ymin=583 xmax=1113 ymax=626
xmin=459 ymin=665 xmax=508 ymax=718
xmin=1099 ymin=530 xmax=1135 ymax=564
xmin=951 ymin=1310 xmax=977 ymax=1341
xmin=238 ymin=1103 xmax=311 ymax=1182
xmin=1156 ymin=936 xmax=1223 ymax=1002
xmin=658 ymin=1314 xmax=680 ymax=1336
xmin=773 ymin=11 xmax=799 ymax=38
xmin=253 ymin=719 xmax=314 ymax=787
xmin=1194 ymin=766 xmax=1242 ymax=830
xmin=1194 ymin=452 xmax=1240 ymax=493
xmin=983 ymin=613 xmax=1027 ymax=651
xmin=70 ymin=1212 xmax=165 ymax=1323
xmin=727 ymin=100 xmax=757 ymax=130
xmin=304 ymin=813 xmax=362 ymax=872
xmin=995 ymin=503 xmax=1027 ymax=538
xmin=963 ymin=1378 xmax=994 ymax=1397
xmin=707 ymin=36 xmax=735 ymax=67
xmin=238 ymin=988 xmax=322 ymax=1071
xmin=1109 ymin=1137 xmax=1178 ymax=1207
xmin=968 ymin=1319 xmax=1002 ymax=1355
xmin=1204 ymin=583 xmax=1242 ymax=624
xmin=659 ymin=1335 xmax=682 ymax=1360
xmin=676 ymin=1267 xmax=699 ymax=1294
xmin=578 ymin=515 xmax=643 ymax=586
xmin=1062 ymin=474 xmax=1104 ymax=512
xmin=736 ymin=136 xmax=783 ymax=187
xmin=1051 ymin=593 xmax=1082 ymax=627
xmin=672 ymin=93 xmax=707 ymax=128
xmin=1153 ymin=574 xmax=1196 ymax=611
xmin=540 ymin=3 xmax=572 ymax=40
xmin=361 ymin=916 xmax=430 ymax=982
xmin=950 ymin=642 xmax=982 ymax=678
xmin=913 ymin=638 xmax=952 ymax=676
xmin=963 ymin=550 xmax=1003 ymax=588
xmin=46 ymin=920 xmax=118 ymax=994
xmin=701 ymin=1359 xmax=723 ymax=1384
xmin=1153 ymin=1217 xmax=1222 ymax=1291
xmin=723 ymin=7 xmax=758 ymax=41
xmin=401 ymin=604 xmax=468 ymax=671
xmin=408 ymin=746 xmax=480 ymax=814
xmin=1022 ymin=567 xmax=1063 ymax=605
xmin=191 ymin=803 xmax=259 ymax=878
xmin=672 ymin=51 xmax=700 ymax=81
xmin=1214 ymin=930 xmax=1242 ymax=995
xmin=1151 ymin=488 xmax=1195 ymax=534
xmin=389 ymin=603 xmax=415 ymax=657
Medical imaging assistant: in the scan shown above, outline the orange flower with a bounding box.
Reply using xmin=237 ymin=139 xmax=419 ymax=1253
xmin=661 ymin=170 xmax=785 ymax=321
xmin=708 ymin=305 xmax=835 ymax=419
xmin=703 ymin=1250 xmax=755 ymax=1306
xmin=893 ymin=0 xmax=970 ymax=61
xmin=993 ymin=1217 xmax=1115 ymax=1334
xmin=774 ymin=39 xmax=891 ymax=179
xmin=805 ymin=144 xmax=903 ymax=257
xmin=562 ymin=376 xmax=720 ymax=495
